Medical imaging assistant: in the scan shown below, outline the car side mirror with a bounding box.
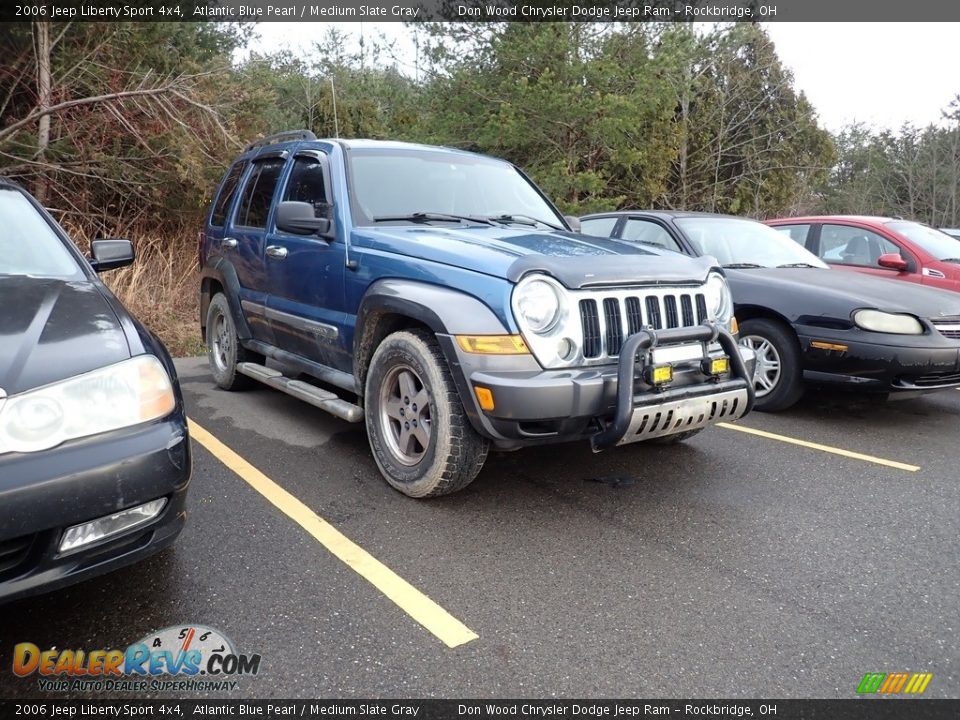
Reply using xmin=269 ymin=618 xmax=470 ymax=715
xmin=276 ymin=201 xmax=332 ymax=237
xmin=878 ymin=253 xmax=909 ymax=271
xmin=565 ymin=215 xmax=582 ymax=233
xmin=90 ymin=239 xmax=135 ymax=272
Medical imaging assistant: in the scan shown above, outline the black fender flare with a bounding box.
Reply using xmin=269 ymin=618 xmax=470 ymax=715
xmin=199 ymin=259 xmax=253 ymax=341
xmin=355 ymin=279 xmax=509 ymax=368
xmin=354 ymin=280 xmax=511 ymax=420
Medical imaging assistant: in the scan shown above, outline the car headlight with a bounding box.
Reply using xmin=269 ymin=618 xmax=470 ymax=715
xmin=0 ymin=355 xmax=176 ymax=455
xmin=704 ymin=272 xmax=733 ymax=322
xmin=513 ymin=276 xmax=564 ymax=334
xmin=853 ymin=310 xmax=924 ymax=335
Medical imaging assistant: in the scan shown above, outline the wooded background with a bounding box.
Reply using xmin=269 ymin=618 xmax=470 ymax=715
xmin=2 ymin=21 xmax=959 ymax=354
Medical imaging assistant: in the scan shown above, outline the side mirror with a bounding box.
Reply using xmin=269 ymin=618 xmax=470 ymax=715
xmin=276 ymin=201 xmax=332 ymax=237
xmin=564 ymin=215 xmax=582 ymax=233
xmin=90 ymin=239 xmax=135 ymax=272
xmin=878 ymin=253 xmax=909 ymax=271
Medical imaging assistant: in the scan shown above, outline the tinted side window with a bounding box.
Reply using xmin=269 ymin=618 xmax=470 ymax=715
xmin=283 ymin=156 xmax=329 ymax=210
xmin=621 ymin=219 xmax=682 ymax=252
xmin=580 ymin=217 xmax=618 ymax=238
xmin=819 ymin=224 xmax=901 ymax=267
xmin=235 ymin=158 xmax=286 ymax=229
xmin=773 ymin=224 xmax=811 ymax=246
xmin=211 ymin=161 xmax=246 ymax=227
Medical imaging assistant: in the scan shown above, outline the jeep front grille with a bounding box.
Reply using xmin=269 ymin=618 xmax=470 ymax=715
xmin=579 ymin=289 xmax=709 ymax=359
xmin=932 ymin=317 xmax=960 ymax=339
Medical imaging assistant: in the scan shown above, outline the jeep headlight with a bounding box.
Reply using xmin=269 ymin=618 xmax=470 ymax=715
xmin=513 ymin=276 xmax=564 ymax=334
xmin=511 ymin=275 xmax=577 ymax=368
xmin=853 ymin=309 xmax=924 ymax=335
xmin=0 ymin=355 xmax=176 ymax=455
xmin=704 ymin=272 xmax=733 ymax=323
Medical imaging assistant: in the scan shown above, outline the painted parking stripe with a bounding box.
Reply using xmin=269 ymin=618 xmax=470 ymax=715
xmin=188 ymin=419 xmax=478 ymax=649
xmin=716 ymin=422 xmax=920 ymax=472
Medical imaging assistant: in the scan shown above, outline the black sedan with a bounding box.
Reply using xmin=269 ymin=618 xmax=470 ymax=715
xmin=580 ymin=211 xmax=960 ymax=410
xmin=0 ymin=179 xmax=190 ymax=602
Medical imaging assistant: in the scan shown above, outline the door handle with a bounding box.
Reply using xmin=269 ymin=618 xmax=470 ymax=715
xmin=222 ymin=237 xmax=238 ymax=249
xmin=265 ymin=245 xmax=288 ymax=260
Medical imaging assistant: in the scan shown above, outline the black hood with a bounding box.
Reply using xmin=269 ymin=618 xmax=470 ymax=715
xmin=0 ymin=277 xmax=131 ymax=396
xmin=726 ymin=268 xmax=960 ymax=322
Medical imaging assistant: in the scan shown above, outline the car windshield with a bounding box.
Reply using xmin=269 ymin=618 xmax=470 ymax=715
xmin=887 ymin=221 xmax=960 ymax=261
xmin=675 ymin=216 xmax=829 ymax=269
xmin=348 ymin=149 xmax=566 ymax=228
xmin=0 ymin=188 xmax=81 ymax=278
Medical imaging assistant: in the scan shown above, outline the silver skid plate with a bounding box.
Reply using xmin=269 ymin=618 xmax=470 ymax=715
xmin=617 ymin=388 xmax=749 ymax=445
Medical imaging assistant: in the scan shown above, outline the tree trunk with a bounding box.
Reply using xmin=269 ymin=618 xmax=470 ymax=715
xmin=34 ymin=19 xmax=51 ymax=204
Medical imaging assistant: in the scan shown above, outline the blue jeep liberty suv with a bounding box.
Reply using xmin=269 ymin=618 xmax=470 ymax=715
xmin=199 ymin=132 xmax=755 ymax=497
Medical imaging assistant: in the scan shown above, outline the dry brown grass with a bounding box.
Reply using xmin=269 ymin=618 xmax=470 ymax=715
xmin=67 ymin=223 xmax=203 ymax=358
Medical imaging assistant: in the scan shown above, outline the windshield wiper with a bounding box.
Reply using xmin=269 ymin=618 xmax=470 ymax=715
xmin=372 ymin=212 xmax=496 ymax=226
xmin=485 ymin=214 xmax=565 ymax=231
xmin=721 ymin=263 xmax=764 ymax=269
xmin=776 ymin=262 xmax=819 ymax=268
xmin=940 ymin=257 xmax=960 ymax=263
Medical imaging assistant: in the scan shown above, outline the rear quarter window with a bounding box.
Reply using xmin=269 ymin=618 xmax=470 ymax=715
xmin=210 ymin=161 xmax=247 ymax=227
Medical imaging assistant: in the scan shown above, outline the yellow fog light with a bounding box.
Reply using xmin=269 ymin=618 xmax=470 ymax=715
xmin=645 ymin=364 xmax=674 ymax=386
xmin=474 ymin=386 xmax=495 ymax=411
xmin=703 ymin=356 xmax=730 ymax=376
xmin=456 ymin=335 xmax=529 ymax=355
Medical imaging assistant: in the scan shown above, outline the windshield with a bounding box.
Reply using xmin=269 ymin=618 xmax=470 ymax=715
xmin=348 ymin=149 xmax=566 ymax=227
xmin=675 ymin=217 xmax=829 ymax=268
xmin=886 ymin=221 xmax=960 ymax=261
xmin=0 ymin=188 xmax=81 ymax=278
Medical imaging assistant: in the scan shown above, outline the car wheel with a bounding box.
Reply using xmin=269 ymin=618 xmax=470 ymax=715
xmin=365 ymin=329 xmax=489 ymax=497
xmin=738 ymin=318 xmax=804 ymax=412
xmin=206 ymin=293 xmax=262 ymax=390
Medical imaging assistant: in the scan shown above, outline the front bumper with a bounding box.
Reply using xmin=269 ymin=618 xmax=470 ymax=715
xmin=441 ymin=324 xmax=754 ymax=450
xmin=0 ymin=417 xmax=191 ymax=604
xmin=799 ymin=332 xmax=960 ymax=393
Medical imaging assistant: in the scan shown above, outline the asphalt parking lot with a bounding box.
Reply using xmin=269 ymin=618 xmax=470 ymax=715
xmin=3 ymin=356 xmax=958 ymax=699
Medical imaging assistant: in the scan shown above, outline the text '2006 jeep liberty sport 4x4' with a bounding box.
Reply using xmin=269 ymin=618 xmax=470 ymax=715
xmin=199 ymin=132 xmax=755 ymax=497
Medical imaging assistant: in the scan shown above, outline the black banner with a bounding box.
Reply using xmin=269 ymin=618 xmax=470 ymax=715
xmin=4 ymin=0 xmax=960 ymax=23
xmin=2 ymin=700 xmax=959 ymax=719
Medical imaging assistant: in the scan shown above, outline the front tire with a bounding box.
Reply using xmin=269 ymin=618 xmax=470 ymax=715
xmin=206 ymin=293 xmax=263 ymax=390
xmin=365 ymin=329 xmax=489 ymax=497
xmin=738 ymin=318 xmax=804 ymax=412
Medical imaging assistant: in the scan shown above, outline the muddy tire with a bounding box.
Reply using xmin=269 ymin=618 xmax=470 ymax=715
xmin=206 ymin=293 xmax=262 ymax=390
xmin=365 ymin=329 xmax=489 ymax=497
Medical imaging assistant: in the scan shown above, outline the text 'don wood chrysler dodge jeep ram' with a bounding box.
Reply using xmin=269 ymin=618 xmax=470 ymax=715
xmin=199 ymin=132 xmax=756 ymax=497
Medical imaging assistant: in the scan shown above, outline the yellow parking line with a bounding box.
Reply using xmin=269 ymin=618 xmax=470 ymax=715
xmin=187 ymin=419 xmax=478 ymax=649
xmin=716 ymin=422 xmax=920 ymax=472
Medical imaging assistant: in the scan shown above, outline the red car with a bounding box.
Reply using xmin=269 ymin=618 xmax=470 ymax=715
xmin=766 ymin=216 xmax=960 ymax=294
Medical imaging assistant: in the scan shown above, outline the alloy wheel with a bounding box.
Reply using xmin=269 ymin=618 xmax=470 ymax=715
xmin=740 ymin=334 xmax=782 ymax=398
xmin=378 ymin=364 xmax=433 ymax=466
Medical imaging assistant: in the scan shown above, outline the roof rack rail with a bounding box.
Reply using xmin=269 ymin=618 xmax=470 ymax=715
xmin=244 ymin=130 xmax=317 ymax=153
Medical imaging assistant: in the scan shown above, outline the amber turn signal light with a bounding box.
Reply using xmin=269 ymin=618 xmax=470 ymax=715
xmin=456 ymin=335 xmax=529 ymax=354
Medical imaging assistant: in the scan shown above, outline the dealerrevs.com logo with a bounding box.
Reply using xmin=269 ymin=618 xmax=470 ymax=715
xmin=13 ymin=625 xmax=261 ymax=693
xmin=857 ymin=672 xmax=934 ymax=695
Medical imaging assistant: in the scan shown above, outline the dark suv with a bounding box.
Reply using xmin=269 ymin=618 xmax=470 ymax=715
xmin=199 ymin=132 xmax=755 ymax=497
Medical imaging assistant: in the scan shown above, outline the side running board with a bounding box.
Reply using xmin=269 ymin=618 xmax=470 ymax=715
xmin=237 ymin=363 xmax=364 ymax=423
